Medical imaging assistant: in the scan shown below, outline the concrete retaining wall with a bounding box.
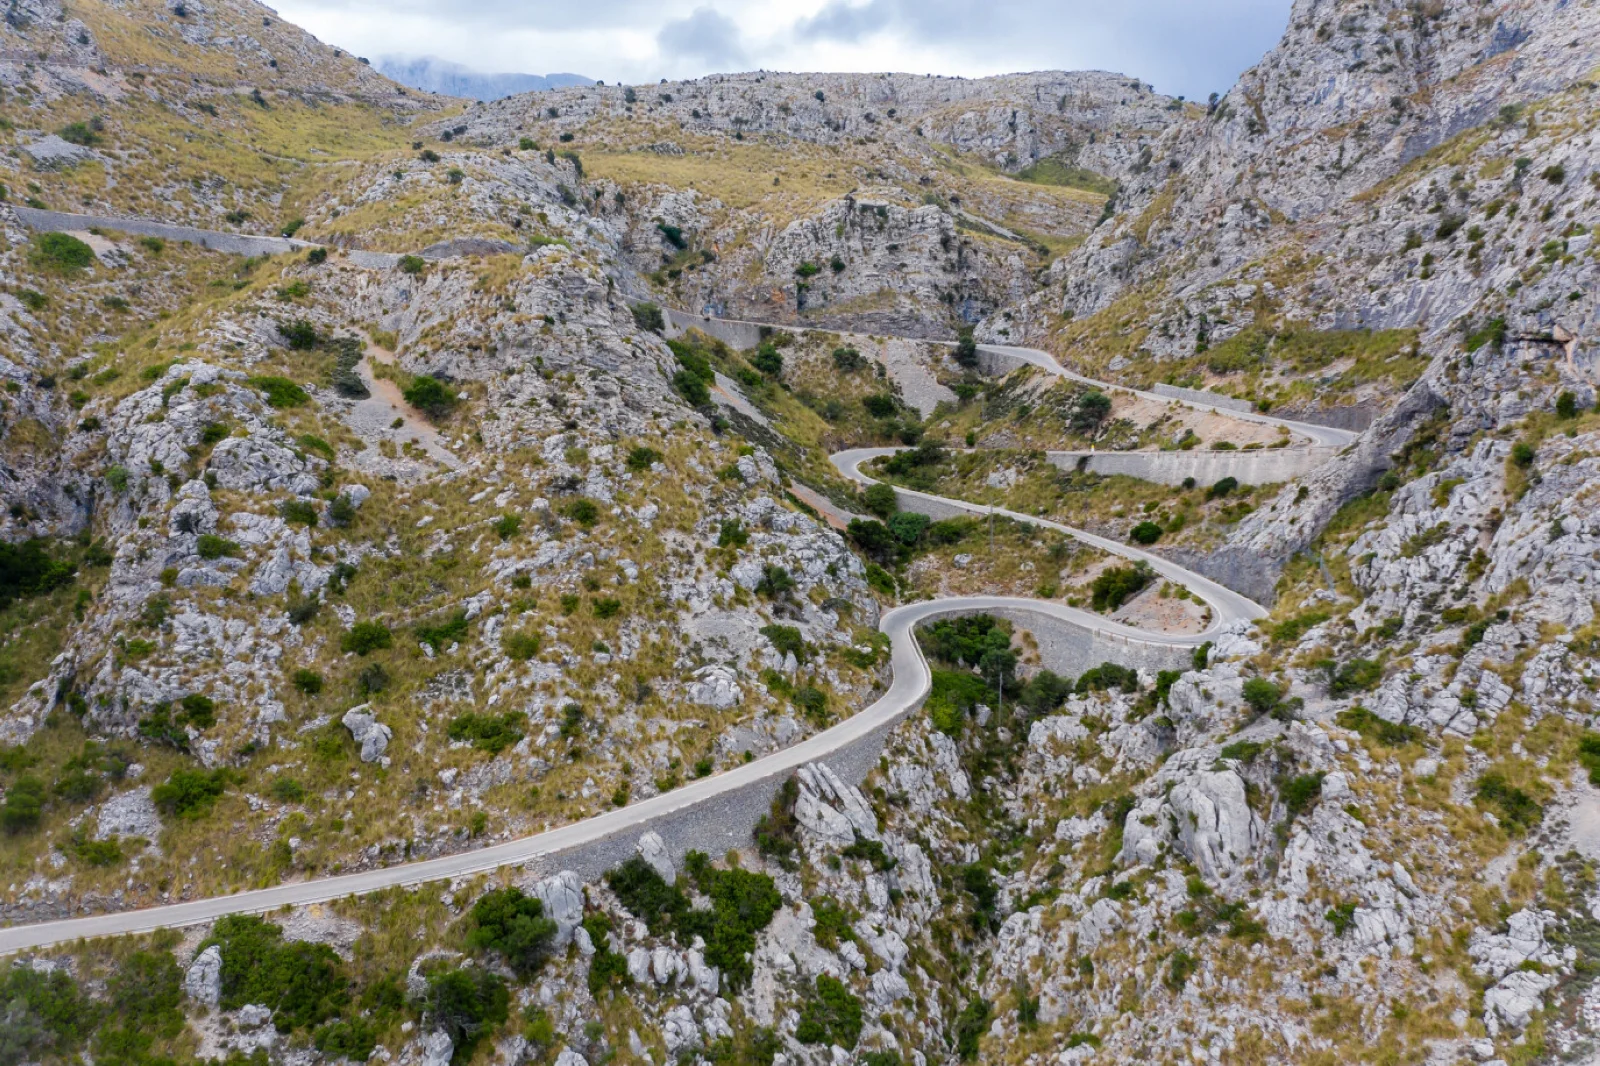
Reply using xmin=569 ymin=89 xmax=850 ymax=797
xmin=663 ymin=308 xmax=766 ymax=351
xmin=1152 ymin=383 xmax=1257 ymax=415
xmin=994 ymin=606 xmax=1192 ymax=678
xmin=12 ymin=206 xmax=307 ymax=258
xmin=1047 ymin=447 xmax=1336 ymax=487
xmin=976 ymin=345 xmax=1032 ymax=377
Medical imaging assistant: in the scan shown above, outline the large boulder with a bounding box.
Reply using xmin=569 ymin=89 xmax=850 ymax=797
xmin=341 ymin=705 xmax=391 ymax=764
xmin=529 ymin=870 xmax=585 ymax=946
xmin=636 ymin=831 xmax=675 ymax=885
xmin=184 ymin=945 xmax=223 ymax=1007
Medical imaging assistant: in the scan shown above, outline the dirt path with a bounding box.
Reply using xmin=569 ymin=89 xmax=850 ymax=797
xmin=341 ymin=338 xmax=463 ymax=471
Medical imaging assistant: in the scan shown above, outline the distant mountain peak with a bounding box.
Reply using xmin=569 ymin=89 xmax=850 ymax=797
xmin=376 ymin=55 xmax=593 ymax=101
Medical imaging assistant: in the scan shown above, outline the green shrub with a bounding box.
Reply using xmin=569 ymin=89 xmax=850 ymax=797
xmin=447 ymin=712 xmax=526 ymax=754
xmin=280 ymin=499 xmax=320 ymax=526
xmin=1090 ymin=563 xmax=1152 ymax=612
xmin=194 ymin=534 xmax=239 ymax=560
xmin=626 ymin=446 xmax=662 ymax=471
xmin=1328 ymin=658 xmax=1382 ymax=697
xmin=1476 ymin=772 xmax=1542 ymax=834
xmin=248 ymin=376 xmax=310 ymax=408
xmin=0 ymin=962 xmax=93 ymax=1061
xmin=1207 ymin=476 xmax=1239 ymax=500
xmin=605 ymin=852 xmax=781 ymax=990
xmin=58 ymin=121 xmax=101 ymax=146
xmin=759 ymin=624 xmax=808 ymax=662
xmin=307 ymin=247 xmax=328 ymax=266
xmin=30 ymin=232 xmax=96 ymax=273
xmin=1129 ymin=521 xmax=1163 ymax=545
xmin=631 ymin=302 xmax=665 ymax=333
xmin=403 ymin=375 xmax=457 ymax=419
xmin=204 ymin=915 xmax=350 ymax=1031
xmin=327 ymin=494 xmax=357 ymax=528
xmin=954 ymin=328 xmax=979 ymax=369
xmin=466 ymin=887 xmax=558 ymax=977
xmin=954 ymin=998 xmax=992 ymax=1059
xmin=0 ymin=539 xmax=77 ymax=608
xmin=755 ymin=565 xmax=795 ymax=599
xmin=754 ymin=778 xmax=800 ymax=864
xmin=278 ymin=319 xmax=319 ymax=350
xmin=672 ymin=368 xmax=710 ymax=406
xmin=416 ymin=612 xmax=469 ymax=651
xmin=152 ymin=768 xmax=229 ymax=819
xmin=750 ymin=344 xmax=783 ymax=377
xmin=1070 ymin=389 xmax=1112 ymax=433
xmin=398 ymin=254 xmax=426 ymax=275
xmin=593 ymin=598 xmax=621 ymax=619
xmin=861 ymin=482 xmax=899 ymax=519
xmin=416 ymin=968 xmax=507 ymax=1065
xmin=1 ymin=776 xmax=46 ymax=833
xmin=1280 ymin=772 xmax=1325 ymax=820
xmin=314 ymin=1018 xmax=377 ymax=1061
xmin=271 ymin=776 xmax=307 ymax=802
xmin=1242 ymin=677 xmax=1285 ymax=717
xmin=341 ymin=621 xmax=393 ymax=655
xmin=1165 ymin=951 xmax=1198 ymax=992
xmin=503 ymin=631 xmax=541 ymax=661
xmin=1325 ymin=901 xmax=1357 ymax=937
xmin=795 ymin=974 xmax=862 ymax=1048
xmin=537 ymin=495 xmax=590 ymax=530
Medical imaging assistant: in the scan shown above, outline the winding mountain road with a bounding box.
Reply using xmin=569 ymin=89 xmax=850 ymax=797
xmin=0 ymin=220 xmax=1313 ymax=956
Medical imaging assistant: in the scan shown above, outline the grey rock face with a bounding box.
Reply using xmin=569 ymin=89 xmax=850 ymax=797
xmin=95 ymin=787 xmax=160 ymax=841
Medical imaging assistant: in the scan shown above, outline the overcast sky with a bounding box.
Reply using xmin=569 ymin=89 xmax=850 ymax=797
xmin=274 ymin=0 xmax=1294 ymax=102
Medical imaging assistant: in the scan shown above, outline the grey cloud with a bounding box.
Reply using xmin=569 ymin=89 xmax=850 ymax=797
xmin=657 ymin=7 xmax=749 ymax=70
xmin=791 ymin=0 xmax=1289 ymax=98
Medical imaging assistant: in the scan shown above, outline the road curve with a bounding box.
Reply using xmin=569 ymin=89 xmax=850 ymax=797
xmin=832 ymin=448 xmax=1267 ymax=630
xmin=975 ymin=343 xmax=1358 ymax=449
xmin=0 ymin=590 xmax=1219 ymax=955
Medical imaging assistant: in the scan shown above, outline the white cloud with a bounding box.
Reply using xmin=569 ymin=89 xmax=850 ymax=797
xmin=273 ymin=0 xmax=1292 ymax=100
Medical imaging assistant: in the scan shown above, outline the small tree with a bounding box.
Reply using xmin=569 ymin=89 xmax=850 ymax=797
xmin=404 ymin=375 xmax=457 ymax=419
xmin=1070 ymin=390 xmax=1112 ymax=433
xmin=861 ymin=483 xmax=899 ymax=519
xmin=465 ymin=888 xmax=558 ymax=978
xmin=954 ymin=328 xmax=979 ymax=368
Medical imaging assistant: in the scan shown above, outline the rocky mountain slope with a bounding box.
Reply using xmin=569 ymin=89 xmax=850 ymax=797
xmin=2 ymin=1 xmax=1600 ymax=1066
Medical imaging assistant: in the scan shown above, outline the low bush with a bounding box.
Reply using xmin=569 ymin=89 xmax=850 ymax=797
xmin=1090 ymin=563 xmax=1152 ymax=612
xmin=341 ymin=621 xmax=392 ymax=655
xmin=248 ymin=375 xmax=310 ymax=408
xmin=1129 ymin=520 xmax=1163 ymax=545
xmin=152 ymin=768 xmax=229 ymax=819
xmin=403 ymin=375 xmax=457 ymax=419
xmin=465 ymin=887 xmax=558 ymax=977
xmin=447 ymin=712 xmax=526 ymax=754
xmin=30 ymin=232 xmax=95 ymax=273
xmin=795 ymin=974 xmax=862 ymax=1048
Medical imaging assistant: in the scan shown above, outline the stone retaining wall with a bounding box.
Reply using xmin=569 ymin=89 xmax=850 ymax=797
xmin=663 ymin=308 xmax=766 ymax=350
xmin=1047 ymin=448 xmax=1336 ymax=487
xmin=12 ymin=206 xmax=308 ymax=258
xmin=1151 ymin=383 xmax=1258 ymax=415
